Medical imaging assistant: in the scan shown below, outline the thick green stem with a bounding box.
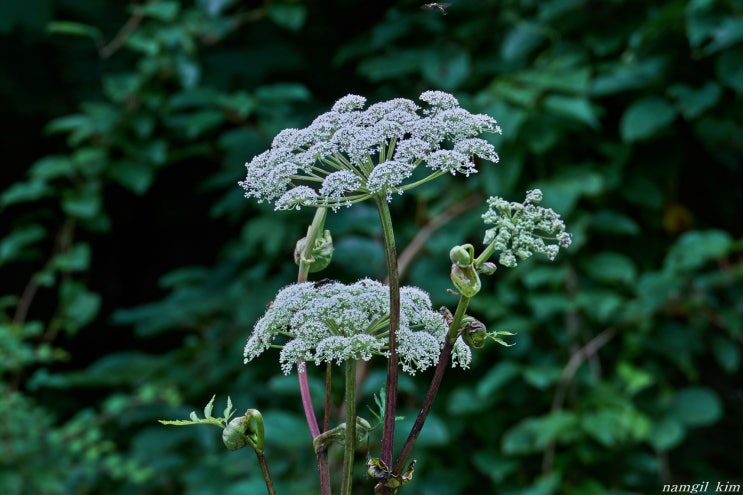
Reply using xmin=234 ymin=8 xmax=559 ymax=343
xmin=340 ymin=359 xmax=358 ymax=495
xmin=374 ymin=196 xmax=400 ymax=470
xmin=297 ymin=207 xmax=328 ymax=282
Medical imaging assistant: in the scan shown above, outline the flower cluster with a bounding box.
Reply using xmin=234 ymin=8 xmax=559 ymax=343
xmin=482 ymin=189 xmax=572 ymax=268
xmin=244 ymin=279 xmax=472 ymax=375
xmin=239 ymin=91 xmax=501 ymax=211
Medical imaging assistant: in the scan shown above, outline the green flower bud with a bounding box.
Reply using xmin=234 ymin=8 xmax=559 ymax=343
xmin=450 ymin=263 xmax=481 ymax=298
xmin=222 ymin=409 xmax=264 ymax=453
xmin=477 ymin=261 xmax=497 ymax=276
xmin=461 ymin=317 xmax=487 ymax=349
xmin=294 ymin=229 xmax=334 ymax=273
xmin=449 ymin=244 xmax=475 ymax=267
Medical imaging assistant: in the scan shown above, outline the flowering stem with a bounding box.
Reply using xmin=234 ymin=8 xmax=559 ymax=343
xmin=296 ymin=207 xmax=330 ymax=495
xmin=394 ymin=294 xmax=470 ymax=476
xmin=375 ymin=195 xmax=400 ymax=471
xmin=341 ymin=359 xmax=358 ymax=495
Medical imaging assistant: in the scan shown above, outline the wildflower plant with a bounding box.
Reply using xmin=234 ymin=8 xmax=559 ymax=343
xmin=161 ymin=91 xmax=571 ymax=495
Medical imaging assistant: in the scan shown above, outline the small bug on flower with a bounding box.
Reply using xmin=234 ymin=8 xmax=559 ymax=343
xmin=313 ymin=278 xmax=338 ymax=288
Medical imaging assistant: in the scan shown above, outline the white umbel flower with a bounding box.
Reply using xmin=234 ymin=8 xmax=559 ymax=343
xmin=239 ymin=91 xmax=501 ymax=211
xmin=243 ymin=279 xmax=472 ymax=374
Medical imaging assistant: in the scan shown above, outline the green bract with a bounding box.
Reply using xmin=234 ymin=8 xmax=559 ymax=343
xmin=239 ymin=91 xmax=501 ymax=211
xmin=243 ymin=278 xmax=472 ymax=375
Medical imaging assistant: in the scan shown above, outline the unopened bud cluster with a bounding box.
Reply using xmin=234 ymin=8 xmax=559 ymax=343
xmin=482 ymin=189 xmax=572 ymax=268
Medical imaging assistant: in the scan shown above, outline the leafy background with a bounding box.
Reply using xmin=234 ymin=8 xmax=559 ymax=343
xmin=2 ymin=0 xmax=742 ymax=494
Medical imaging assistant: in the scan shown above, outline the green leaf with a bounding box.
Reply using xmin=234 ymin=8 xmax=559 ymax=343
xmin=421 ymin=50 xmax=471 ymax=91
xmin=108 ymin=161 xmax=155 ymax=195
xmin=448 ymin=386 xmax=492 ymax=415
xmin=669 ymin=387 xmax=723 ymax=427
xmin=617 ymin=362 xmax=654 ymax=395
xmin=647 ymin=417 xmax=685 ymax=451
xmin=197 ymin=0 xmax=238 ymax=16
xmin=585 ymin=252 xmax=637 ymax=285
xmin=590 ymin=56 xmax=668 ymax=96
xmin=62 ymin=189 xmax=102 ymax=219
xmin=700 ymin=16 xmax=743 ymax=55
xmin=715 ymin=46 xmax=743 ymax=93
xmin=267 ymin=2 xmax=307 ymax=30
xmin=581 ymin=408 xmax=650 ymax=447
xmin=667 ymin=82 xmax=722 ymax=119
xmin=263 ymin=410 xmax=308 ymax=448
xmin=522 ymin=365 xmax=562 ymax=390
xmin=542 ymin=95 xmax=599 ymax=128
xmin=133 ymin=1 xmax=180 ymax=21
xmin=358 ymin=50 xmax=423 ymax=82
xmin=103 ymin=73 xmax=143 ymax=103
xmin=59 ymin=281 xmax=101 ymax=332
xmin=53 ymin=243 xmax=91 ymax=272
xmin=588 ymin=210 xmax=640 ymax=236
xmin=46 ymin=20 xmax=101 ymax=40
xmin=472 ymin=451 xmax=519 ymax=483
xmin=576 ymin=290 xmax=624 ymax=323
xmin=72 ymin=147 xmax=107 ymax=177
xmin=204 ymin=395 xmax=215 ymax=418
xmin=1 ymin=180 xmax=50 ymax=207
xmin=224 ymin=397 xmax=234 ymax=420
xmin=502 ymin=412 xmax=579 ymax=454
xmin=0 ymin=225 xmax=46 ymax=266
xmin=476 ymin=361 xmax=522 ymax=398
xmin=664 ymin=229 xmax=732 ymax=272
xmin=501 ymin=22 xmax=545 ymax=62
xmin=30 ymin=155 xmax=74 ymax=180
xmin=534 ymin=169 xmax=605 ymax=215
xmin=164 ymin=110 xmax=225 ymax=139
xmin=254 ymin=82 xmax=312 ymax=102
xmin=620 ymin=96 xmax=677 ymax=142
xmin=712 ymin=337 xmax=740 ymax=373
xmin=216 ymin=91 xmax=256 ymax=118
xmin=635 ymin=272 xmax=678 ymax=314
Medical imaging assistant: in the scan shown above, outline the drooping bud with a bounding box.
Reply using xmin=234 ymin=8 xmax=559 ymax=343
xmin=222 ymin=409 xmax=265 ymax=453
xmin=294 ymin=229 xmax=334 ymax=273
xmin=449 ymin=244 xmax=475 ymax=267
xmin=461 ymin=316 xmax=487 ymax=348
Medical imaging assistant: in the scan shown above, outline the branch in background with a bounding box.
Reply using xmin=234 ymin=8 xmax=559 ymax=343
xmin=543 ymin=326 xmax=617 ymax=474
xmin=398 ymin=194 xmax=483 ymax=278
xmin=99 ymin=13 xmax=144 ymax=59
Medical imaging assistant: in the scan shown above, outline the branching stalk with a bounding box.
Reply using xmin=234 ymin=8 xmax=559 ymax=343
xmin=374 ymin=196 xmax=401 ymax=471
xmin=394 ymin=294 xmax=470 ymax=475
xmin=296 ymin=207 xmax=330 ymax=495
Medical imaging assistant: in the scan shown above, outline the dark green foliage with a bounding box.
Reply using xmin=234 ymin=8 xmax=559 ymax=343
xmin=1 ymin=0 xmax=742 ymax=494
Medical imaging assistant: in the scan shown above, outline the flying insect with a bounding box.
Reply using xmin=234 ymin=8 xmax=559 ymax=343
xmin=421 ymin=3 xmax=451 ymax=15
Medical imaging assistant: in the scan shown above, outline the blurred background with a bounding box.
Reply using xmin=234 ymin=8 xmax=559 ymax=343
xmin=1 ymin=1 xmax=742 ymax=494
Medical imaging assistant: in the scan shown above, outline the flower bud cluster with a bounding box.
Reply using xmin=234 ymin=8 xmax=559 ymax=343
xmin=243 ymin=278 xmax=472 ymax=374
xmin=482 ymin=189 xmax=572 ymax=267
xmin=239 ymin=91 xmax=501 ymax=211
